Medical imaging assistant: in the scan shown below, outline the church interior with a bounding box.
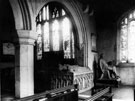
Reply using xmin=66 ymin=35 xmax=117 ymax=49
xmin=0 ymin=0 xmax=135 ymax=101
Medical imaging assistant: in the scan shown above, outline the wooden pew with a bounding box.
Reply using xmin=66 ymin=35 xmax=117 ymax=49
xmin=12 ymin=85 xmax=78 ymax=101
xmin=79 ymin=86 xmax=113 ymax=101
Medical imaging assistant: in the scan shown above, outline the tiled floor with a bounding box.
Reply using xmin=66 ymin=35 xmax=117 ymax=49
xmin=112 ymin=86 xmax=134 ymax=101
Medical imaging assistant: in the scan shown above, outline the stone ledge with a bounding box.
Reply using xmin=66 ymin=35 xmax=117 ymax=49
xmin=117 ymin=63 xmax=135 ymax=68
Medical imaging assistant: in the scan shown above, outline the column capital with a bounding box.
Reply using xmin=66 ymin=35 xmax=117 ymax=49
xmin=16 ymin=30 xmax=37 ymax=45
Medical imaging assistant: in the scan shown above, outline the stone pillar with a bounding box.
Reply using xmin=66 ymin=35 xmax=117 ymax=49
xmin=15 ymin=30 xmax=36 ymax=98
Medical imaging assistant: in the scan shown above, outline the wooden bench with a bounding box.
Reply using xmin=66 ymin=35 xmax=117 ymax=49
xmin=95 ymin=79 xmax=120 ymax=87
xmin=95 ymin=93 xmax=114 ymax=101
xmin=79 ymin=86 xmax=113 ymax=101
xmin=12 ymin=85 xmax=78 ymax=101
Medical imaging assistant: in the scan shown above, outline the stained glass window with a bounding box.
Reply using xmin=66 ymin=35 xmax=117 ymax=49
xmin=43 ymin=22 xmax=50 ymax=51
xmin=62 ymin=9 xmax=66 ymax=16
xmin=36 ymin=2 xmax=75 ymax=60
xmin=71 ymin=32 xmax=75 ymax=58
xmin=120 ymin=25 xmax=128 ymax=62
xmin=119 ymin=10 xmax=135 ymax=63
xmin=62 ymin=18 xmax=71 ymax=59
xmin=52 ymin=20 xmax=60 ymax=51
xmin=133 ymin=11 xmax=135 ymax=18
xmin=128 ymin=21 xmax=135 ymax=62
xmin=36 ymin=24 xmax=42 ymax=60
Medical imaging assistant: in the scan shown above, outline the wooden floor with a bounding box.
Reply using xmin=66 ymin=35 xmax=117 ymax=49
xmin=112 ymin=85 xmax=134 ymax=101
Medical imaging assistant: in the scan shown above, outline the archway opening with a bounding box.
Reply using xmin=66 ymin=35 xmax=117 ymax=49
xmin=34 ymin=2 xmax=80 ymax=93
xmin=0 ymin=0 xmax=17 ymax=97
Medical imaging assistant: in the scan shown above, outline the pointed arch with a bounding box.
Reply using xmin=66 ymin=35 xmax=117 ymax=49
xmin=117 ymin=8 xmax=135 ymax=63
xmin=9 ymin=0 xmax=32 ymax=30
xmin=35 ymin=0 xmax=88 ymax=66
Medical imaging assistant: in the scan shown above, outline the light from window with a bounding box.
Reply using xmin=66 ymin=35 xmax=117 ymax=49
xmin=71 ymin=32 xmax=75 ymax=58
xmin=128 ymin=21 xmax=135 ymax=62
xmin=43 ymin=22 xmax=50 ymax=51
xmin=120 ymin=25 xmax=128 ymax=62
xmin=125 ymin=18 xmax=128 ymax=24
xmin=52 ymin=20 xmax=60 ymax=51
xmin=62 ymin=9 xmax=66 ymax=16
xmin=62 ymin=18 xmax=71 ymax=59
xmin=43 ymin=7 xmax=46 ymax=20
xmin=39 ymin=11 xmax=42 ymax=22
xmin=36 ymin=24 xmax=42 ymax=60
xmin=129 ymin=13 xmax=133 ymax=19
xmin=46 ymin=5 xmax=49 ymax=20
xmin=133 ymin=11 xmax=135 ymax=18
xmin=119 ymin=10 xmax=135 ymax=63
xmin=36 ymin=3 xmax=75 ymax=60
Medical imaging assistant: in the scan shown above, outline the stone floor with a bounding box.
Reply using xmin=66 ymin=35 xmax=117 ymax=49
xmin=1 ymin=85 xmax=134 ymax=101
xmin=112 ymin=85 xmax=134 ymax=101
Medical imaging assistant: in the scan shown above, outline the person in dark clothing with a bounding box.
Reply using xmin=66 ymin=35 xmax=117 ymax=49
xmin=107 ymin=61 xmax=120 ymax=79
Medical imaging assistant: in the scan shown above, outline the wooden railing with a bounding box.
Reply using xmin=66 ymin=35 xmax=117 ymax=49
xmin=12 ymin=85 xmax=78 ymax=101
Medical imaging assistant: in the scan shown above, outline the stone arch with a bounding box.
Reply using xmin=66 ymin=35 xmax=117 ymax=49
xmin=9 ymin=0 xmax=32 ymax=30
xmin=36 ymin=0 xmax=87 ymax=49
xmin=35 ymin=0 xmax=88 ymax=66
xmin=117 ymin=7 xmax=135 ymax=63
xmin=9 ymin=0 xmax=37 ymax=44
xmin=9 ymin=0 xmax=23 ymax=30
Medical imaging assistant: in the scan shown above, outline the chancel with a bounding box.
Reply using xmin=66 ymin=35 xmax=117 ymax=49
xmin=0 ymin=0 xmax=135 ymax=101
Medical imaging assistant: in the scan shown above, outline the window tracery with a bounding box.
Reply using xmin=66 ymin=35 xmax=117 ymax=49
xmin=119 ymin=10 xmax=135 ymax=63
xmin=36 ymin=2 xmax=75 ymax=60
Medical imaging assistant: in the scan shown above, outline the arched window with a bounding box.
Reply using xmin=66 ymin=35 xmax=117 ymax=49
xmin=119 ymin=10 xmax=135 ymax=63
xmin=36 ymin=2 xmax=75 ymax=62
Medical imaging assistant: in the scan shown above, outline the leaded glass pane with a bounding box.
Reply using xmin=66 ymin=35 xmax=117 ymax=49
xmin=36 ymin=24 xmax=42 ymax=60
xmin=125 ymin=18 xmax=128 ymax=24
xmin=56 ymin=11 xmax=59 ymax=17
xmin=71 ymin=32 xmax=75 ymax=58
xmin=43 ymin=7 xmax=46 ymax=20
xmin=62 ymin=9 xmax=66 ymax=16
xmin=52 ymin=8 xmax=59 ymax=18
xmin=128 ymin=21 xmax=135 ymax=62
xmin=46 ymin=5 xmax=49 ymax=20
xmin=52 ymin=20 xmax=60 ymax=51
xmin=120 ymin=25 xmax=128 ymax=62
xmin=39 ymin=11 xmax=42 ymax=22
xmin=133 ymin=11 xmax=135 ymax=18
xmin=37 ymin=24 xmax=42 ymax=35
xmin=129 ymin=13 xmax=133 ymax=19
xmin=43 ymin=22 xmax=50 ymax=51
xmin=62 ymin=18 xmax=71 ymax=59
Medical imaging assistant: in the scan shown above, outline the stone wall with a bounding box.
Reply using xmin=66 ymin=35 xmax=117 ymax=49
xmin=97 ymin=26 xmax=117 ymax=62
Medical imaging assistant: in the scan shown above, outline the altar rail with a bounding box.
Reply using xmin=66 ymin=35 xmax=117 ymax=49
xmin=12 ymin=85 xmax=78 ymax=101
